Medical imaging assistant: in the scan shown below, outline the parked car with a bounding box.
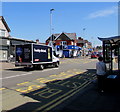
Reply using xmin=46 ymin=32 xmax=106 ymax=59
xmin=91 ymin=52 xmax=98 ymax=58
xmin=97 ymin=52 xmax=103 ymax=57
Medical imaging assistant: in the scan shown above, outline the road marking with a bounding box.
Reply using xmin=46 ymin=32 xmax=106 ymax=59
xmin=33 ymin=88 xmax=62 ymax=99
xmin=32 ymin=81 xmax=90 ymax=112
xmin=45 ymin=82 xmax=91 ymax=111
xmin=15 ymin=85 xmax=43 ymax=93
xmin=17 ymin=82 xmax=29 ymax=85
xmin=36 ymin=78 xmax=56 ymax=83
xmin=0 ymin=72 xmax=32 ymax=80
xmin=1 ymin=68 xmax=59 ymax=80
xmin=32 ymin=68 xmax=59 ymax=73
xmin=0 ymin=88 xmax=6 ymax=90
xmin=41 ymin=68 xmax=59 ymax=72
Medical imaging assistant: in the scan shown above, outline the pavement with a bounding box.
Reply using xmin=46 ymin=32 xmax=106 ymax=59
xmin=1 ymin=61 xmax=120 ymax=112
xmin=61 ymin=82 xmax=120 ymax=112
xmin=0 ymin=62 xmax=16 ymax=70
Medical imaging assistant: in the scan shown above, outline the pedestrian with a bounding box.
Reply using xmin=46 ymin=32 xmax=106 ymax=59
xmin=96 ymin=56 xmax=107 ymax=92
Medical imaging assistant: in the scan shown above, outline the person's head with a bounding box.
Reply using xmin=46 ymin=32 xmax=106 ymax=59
xmin=98 ymin=56 xmax=103 ymax=61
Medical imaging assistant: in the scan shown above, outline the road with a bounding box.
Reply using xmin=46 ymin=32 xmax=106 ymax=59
xmin=1 ymin=57 xmax=98 ymax=111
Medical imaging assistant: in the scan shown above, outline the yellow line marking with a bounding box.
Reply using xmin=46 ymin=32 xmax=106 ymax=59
xmin=36 ymin=78 xmax=56 ymax=83
xmin=32 ymin=81 xmax=90 ymax=112
xmin=45 ymin=82 xmax=91 ymax=111
xmin=17 ymin=82 xmax=29 ymax=85
xmin=36 ymin=78 xmax=45 ymax=80
xmin=0 ymin=88 xmax=6 ymax=90
xmin=34 ymin=88 xmax=62 ymax=99
xmin=16 ymin=85 xmax=43 ymax=93
xmin=60 ymin=81 xmax=70 ymax=86
xmin=49 ymin=75 xmax=57 ymax=77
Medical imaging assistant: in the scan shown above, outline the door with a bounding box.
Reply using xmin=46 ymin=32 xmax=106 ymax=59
xmin=0 ymin=50 xmax=8 ymax=61
xmin=63 ymin=50 xmax=69 ymax=58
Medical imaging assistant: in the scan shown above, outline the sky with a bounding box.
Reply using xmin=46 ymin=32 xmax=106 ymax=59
xmin=1 ymin=1 xmax=119 ymax=46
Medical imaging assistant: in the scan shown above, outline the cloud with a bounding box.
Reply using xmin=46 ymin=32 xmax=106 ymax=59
xmin=88 ymin=6 xmax=117 ymax=19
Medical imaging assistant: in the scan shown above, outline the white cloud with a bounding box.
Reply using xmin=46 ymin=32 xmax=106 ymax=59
xmin=88 ymin=6 xmax=117 ymax=19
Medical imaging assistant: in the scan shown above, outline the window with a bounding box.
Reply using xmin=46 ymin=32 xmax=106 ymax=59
xmin=60 ymin=41 xmax=67 ymax=45
xmin=60 ymin=41 xmax=67 ymax=49
xmin=0 ymin=29 xmax=5 ymax=37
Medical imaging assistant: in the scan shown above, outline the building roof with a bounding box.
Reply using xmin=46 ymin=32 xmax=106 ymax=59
xmin=1 ymin=36 xmax=35 ymax=43
xmin=46 ymin=32 xmax=77 ymax=42
xmin=53 ymin=33 xmax=60 ymax=38
xmin=98 ymin=36 xmax=120 ymax=44
xmin=46 ymin=34 xmax=57 ymax=42
xmin=54 ymin=32 xmax=77 ymax=40
xmin=0 ymin=16 xmax=11 ymax=32
xmin=64 ymin=32 xmax=77 ymax=40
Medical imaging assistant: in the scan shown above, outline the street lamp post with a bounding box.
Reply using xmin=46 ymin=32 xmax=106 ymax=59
xmin=83 ymin=28 xmax=86 ymax=58
xmin=50 ymin=9 xmax=54 ymax=46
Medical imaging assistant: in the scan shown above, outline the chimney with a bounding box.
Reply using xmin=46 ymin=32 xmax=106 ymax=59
xmin=36 ymin=39 xmax=40 ymax=44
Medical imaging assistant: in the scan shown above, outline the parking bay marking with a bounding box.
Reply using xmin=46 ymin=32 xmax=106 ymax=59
xmin=23 ymin=74 xmax=92 ymax=111
xmin=33 ymin=88 xmax=62 ymax=99
xmin=31 ymin=72 xmax=96 ymax=111
xmin=31 ymin=81 xmax=90 ymax=112
xmin=45 ymin=82 xmax=91 ymax=111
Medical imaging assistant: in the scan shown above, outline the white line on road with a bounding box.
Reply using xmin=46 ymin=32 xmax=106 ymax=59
xmin=1 ymin=68 xmax=59 ymax=80
xmin=31 ymin=68 xmax=59 ymax=73
xmin=41 ymin=68 xmax=59 ymax=72
xmin=0 ymin=72 xmax=32 ymax=80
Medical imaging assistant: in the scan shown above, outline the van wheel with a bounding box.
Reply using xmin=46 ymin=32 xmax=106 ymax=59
xmin=54 ymin=62 xmax=59 ymax=67
xmin=39 ymin=65 xmax=44 ymax=70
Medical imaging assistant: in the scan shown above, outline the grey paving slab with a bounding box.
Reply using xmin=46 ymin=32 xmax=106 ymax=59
xmin=2 ymin=88 xmax=39 ymax=111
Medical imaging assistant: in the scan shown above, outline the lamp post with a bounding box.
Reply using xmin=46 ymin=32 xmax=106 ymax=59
xmin=50 ymin=8 xmax=54 ymax=46
xmin=83 ymin=28 xmax=86 ymax=58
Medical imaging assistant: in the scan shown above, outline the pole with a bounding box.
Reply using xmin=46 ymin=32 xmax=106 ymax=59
xmin=50 ymin=9 xmax=54 ymax=45
xmin=50 ymin=10 xmax=52 ymax=40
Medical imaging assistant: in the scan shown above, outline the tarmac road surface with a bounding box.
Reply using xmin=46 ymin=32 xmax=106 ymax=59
xmin=1 ymin=57 xmax=99 ymax=111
